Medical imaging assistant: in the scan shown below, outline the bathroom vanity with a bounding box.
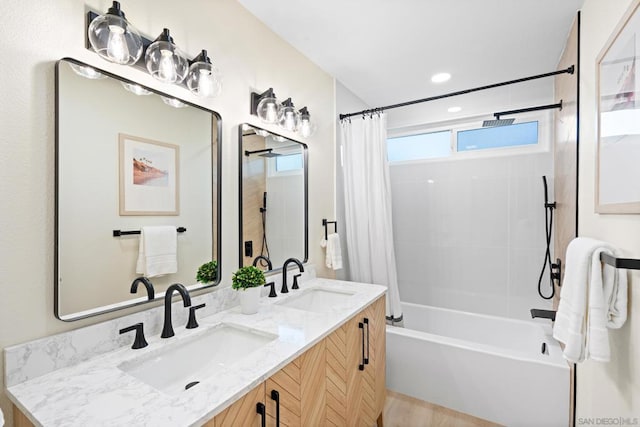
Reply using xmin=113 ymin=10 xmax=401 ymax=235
xmin=6 ymin=278 xmax=386 ymax=426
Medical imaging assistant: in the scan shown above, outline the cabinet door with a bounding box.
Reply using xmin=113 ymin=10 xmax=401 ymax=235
xmin=211 ymin=383 xmax=266 ymax=427
xmin=360 ymin=296 xmax=386 ymax=426
xmin=326 ymin=315 xmax=364 ymax=426
xmin=367 ymin=296 xmax=387 ymax=423
xmin=266 ymin=339 xmax=326 ymax=426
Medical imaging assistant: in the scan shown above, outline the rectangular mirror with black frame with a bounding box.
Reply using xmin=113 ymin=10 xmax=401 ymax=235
xmin=55 ymin=57 xmax=221 ymax=321
xmin=239 ymin=124 xmax=308 ymax=271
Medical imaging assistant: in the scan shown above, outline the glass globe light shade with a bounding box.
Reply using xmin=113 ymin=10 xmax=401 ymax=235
xmin=87 ymin=1 xmax=143 ymax=65
xmin=145 ymin=29 xmax=189 ymax=84
xmin=297 ymin=107 xmax=316 ymax=138
xmin=256 ymin=94 xmax=281 ymax=124
xmin=278 ymin=99 xmax=299 ymax=132
xmin=186 ymin=50 xmax=222 ymax=98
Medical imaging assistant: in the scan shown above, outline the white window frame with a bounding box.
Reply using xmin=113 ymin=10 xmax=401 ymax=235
xmin=386 ymin=109 xmax=552 ymax=165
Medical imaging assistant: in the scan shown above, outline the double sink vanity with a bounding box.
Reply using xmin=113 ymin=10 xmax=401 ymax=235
xmin=5 ymin=57 xmax=389 ymax=426
xmin=6 ymin=276 xmax=386 ymax=426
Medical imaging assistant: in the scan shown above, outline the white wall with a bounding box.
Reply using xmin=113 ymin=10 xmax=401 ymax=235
xmin=390 ymin=150 xmax=554 ymax=320
xmin=0 ymin=0 xmax=335 ymax=424
xmin=577 ymin=0 xmax=640 ymax=419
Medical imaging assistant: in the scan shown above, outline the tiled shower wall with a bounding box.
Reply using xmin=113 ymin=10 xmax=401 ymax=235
xmin=390 ymin=152 xmax=554 ymax=320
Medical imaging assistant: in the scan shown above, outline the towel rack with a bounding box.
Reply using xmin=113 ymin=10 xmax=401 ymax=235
xmin=112 ymin=227 xmax=187 ymax=237
xmin=600 ymin=252 xmax=640 ymax=270
xmin=322 ymin=219 xmax=337 ymax=240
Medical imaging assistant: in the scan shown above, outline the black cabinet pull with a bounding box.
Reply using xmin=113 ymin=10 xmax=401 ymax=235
xmin=359 ymin=322 xmax=365 ymax=371
xmin=364 ymin=318 xmax=370 ymax=365
xmin=256 ymin=402 xmax=266 ymax=427
xmin=271 ymin=389 xmax=280 ymax=427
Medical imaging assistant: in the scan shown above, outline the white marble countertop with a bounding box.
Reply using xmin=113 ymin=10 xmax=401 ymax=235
xmin=6 ymin=278 xmax=386 ymax=427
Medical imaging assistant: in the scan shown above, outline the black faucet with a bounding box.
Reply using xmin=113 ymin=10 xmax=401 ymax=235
xmin=281 ymin=258 xmax=304 ymax=294
xmin=130 ymin=277 xmax=155 ymax=301
xmin=253 ymin=255 xmax=273 ymax=270
xmin=530 ymin=309 xmax=556 ymax=321
xmin=161 ymin=283 xmax=192 ymax=338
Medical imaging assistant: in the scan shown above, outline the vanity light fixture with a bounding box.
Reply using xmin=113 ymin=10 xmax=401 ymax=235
xmin=87 ymin=7 xmax=222 ymax=97
xmin=250 ymin=89 xmax=315 ymax=138
xmin=251 ymin=88 xmax=281 ymax=124
xmin=145 ymin=28 xmax=189 ymax=84
xmin=278 ymin=98 xmax=299 ymax=132
xmin=186 ymin=50 xmax=222 ymax=98
xmin=87 ymin=1 xmax=143 ymax=65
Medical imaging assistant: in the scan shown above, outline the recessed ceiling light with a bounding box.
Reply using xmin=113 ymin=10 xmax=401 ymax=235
xmin=431 ymin=72 xmax=451 ymax=83
xmin=448 ymin=106 xmax=462 ymax=113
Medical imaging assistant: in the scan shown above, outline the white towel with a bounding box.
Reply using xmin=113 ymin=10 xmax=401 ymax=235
xmin=0 ymin=405 xmax=4 ymax=427
xmin=135 ymin=226 xmax=178 ymax=278
xmin=320 ymin=233 xmax=343 ymax=270
xmin=553 ymin=237 xmax=627 ymax=363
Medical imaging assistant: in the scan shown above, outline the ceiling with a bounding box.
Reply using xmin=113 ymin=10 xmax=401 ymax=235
xmin=238 ymin=0 xmax=584 ymax=127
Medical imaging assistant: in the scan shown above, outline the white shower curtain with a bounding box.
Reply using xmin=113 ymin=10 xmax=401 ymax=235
xmin=340 ymin=113 xmax=403 ymax=324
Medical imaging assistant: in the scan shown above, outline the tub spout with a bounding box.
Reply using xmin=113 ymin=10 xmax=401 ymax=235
xmin=530 ymin=308 xmax=556 ymax=321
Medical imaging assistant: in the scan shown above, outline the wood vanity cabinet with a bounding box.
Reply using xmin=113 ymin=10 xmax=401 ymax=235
xmin=210 ymin=339 xmax=327 ymax=427
xmin=210 ymin=295 xmax=386 ymax=427
xmin=208 ymin=383 xmax=266 ymax=427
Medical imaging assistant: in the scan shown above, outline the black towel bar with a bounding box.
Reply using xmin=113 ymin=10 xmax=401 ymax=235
xmin=113 ymin=227 xmax=187 ymax=237
xmin=322 ymin=219 xmax=337 ymax=241
xmin=600 ymin=252 xmax=640 ymax=270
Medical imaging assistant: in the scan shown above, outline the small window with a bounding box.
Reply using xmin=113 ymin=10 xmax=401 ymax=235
xmin=275 ymin=153 xmax=303 ymax=172
xmin=387 ymin=130 xmax=451 ymax=162
xmin=457 ymin=121 xmax=538 ymax=152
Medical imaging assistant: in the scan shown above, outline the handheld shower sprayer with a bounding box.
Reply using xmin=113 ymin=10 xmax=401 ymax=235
xmin=538 ymin=176 xmax=559 ymax=300
xmin=258 ymin=191 xmax=270 ymax=268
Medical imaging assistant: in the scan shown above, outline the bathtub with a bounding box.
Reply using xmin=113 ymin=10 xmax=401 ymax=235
xmin=386 ymin=302 xmax=570 ymax=427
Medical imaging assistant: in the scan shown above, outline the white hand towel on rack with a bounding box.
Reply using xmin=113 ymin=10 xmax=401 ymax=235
xmin=553 ymin=237 xmax=627 ymax=363
xmin=136 ymin=226 xmax=178 ymax=278
xmin=321 ymin=233 xmax=343 ymax=270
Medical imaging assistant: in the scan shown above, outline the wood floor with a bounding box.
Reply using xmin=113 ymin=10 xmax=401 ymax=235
xmin=383 ymin=390 xmax=501 ymax=427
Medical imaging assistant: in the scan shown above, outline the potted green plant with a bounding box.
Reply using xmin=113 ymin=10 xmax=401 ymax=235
xmin=196 ymin=260 xmax=218 ymax=284
xmin=232 ymin=266 xmax=266 ymax=314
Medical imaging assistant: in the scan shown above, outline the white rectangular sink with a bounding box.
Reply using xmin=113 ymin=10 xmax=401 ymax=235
xmin=276 ymin=288 xmax=356 ymax=312
xmin=118 ymin=323 xmax=277 ymax=395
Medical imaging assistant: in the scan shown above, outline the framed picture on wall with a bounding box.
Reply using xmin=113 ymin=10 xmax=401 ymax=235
xmin=596 ymin=0 xmax=640 ymax=213
xmin=119 ymin=133 xmax=180 ymax=216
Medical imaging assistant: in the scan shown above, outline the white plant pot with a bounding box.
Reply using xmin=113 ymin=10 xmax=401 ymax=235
xmin=239 ymin=286 xmax=261 ymax=314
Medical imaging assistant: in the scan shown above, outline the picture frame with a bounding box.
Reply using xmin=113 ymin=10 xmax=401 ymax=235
xmin=119 ymin=133 xmax=180 ymax=216
xmin=596 ymin=0 xmax=640 ymax=213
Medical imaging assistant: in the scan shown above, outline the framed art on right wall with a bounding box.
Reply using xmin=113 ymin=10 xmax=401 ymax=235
xmin=596 ymin=0 xmax=640 ymax=213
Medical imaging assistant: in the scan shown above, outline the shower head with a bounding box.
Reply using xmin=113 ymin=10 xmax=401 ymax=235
xmin=244 ymin=148 xmax=281 ymax=157
xmin=259 ymin=150 xmax=281 ymax=158
xmin=482 ymin=118 xmax=515 ymax=127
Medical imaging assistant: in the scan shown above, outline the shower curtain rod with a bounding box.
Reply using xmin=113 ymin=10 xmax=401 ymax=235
xmin=338 ymin=65 xmax=574 ymax=120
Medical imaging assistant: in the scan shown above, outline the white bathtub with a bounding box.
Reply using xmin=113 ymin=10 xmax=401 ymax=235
xmin=386 ymin=302 xmax=570 ymax=427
